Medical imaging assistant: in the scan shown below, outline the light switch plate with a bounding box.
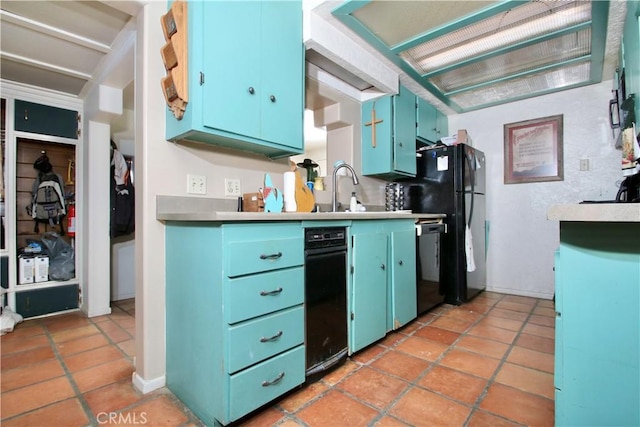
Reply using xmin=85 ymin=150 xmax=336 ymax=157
xmin=187 ymin=174 xmax=207 ymax=194
xmin=224 ymin=178 xmax=241 ymax=197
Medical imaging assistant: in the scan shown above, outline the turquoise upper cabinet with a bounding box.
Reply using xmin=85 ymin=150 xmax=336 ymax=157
xmin=349 ymin=222 xmax=388 ymax=353
xmin=416 ymin=98 xmax=448 ymax=144
xmin=362 ymin=84 xmax=416 ymax=179
xmin=389 ymin=227 xmax=417 ymax=330
xmin=165 ymin=1 xmax=304 ymax=159
xmin=14 ymin=100 xmax=79 ymax=139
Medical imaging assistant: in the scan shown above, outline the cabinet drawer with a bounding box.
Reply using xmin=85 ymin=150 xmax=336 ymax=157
xmin=225 ymin=267 xmax=303 ymax=324
xmin=227 ymin=305 xmax=304 ymax=374
xmin=226 ymin=234 xmax=303 ymax=277
xmin=228 ymin=345 xmax=305 ymax=421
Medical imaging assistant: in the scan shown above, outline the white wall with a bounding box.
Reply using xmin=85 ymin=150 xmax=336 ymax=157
xmin=449 ymin=81 xmax=622 ymax=299
xmin=111 ymin=237 xmax=135 ymax=301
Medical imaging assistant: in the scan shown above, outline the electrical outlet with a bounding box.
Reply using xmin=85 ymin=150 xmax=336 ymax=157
xmin=579 ymin=159 xmax=589 ymax=171
xmin=187 ymin=174 xmax=207 ymax=194
xmin=224 ymin=178 xmax=241 ymax=197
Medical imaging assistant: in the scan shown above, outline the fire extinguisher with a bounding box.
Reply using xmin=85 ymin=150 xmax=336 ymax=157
xmin=67 ymin=203 xmax=76 ymax=238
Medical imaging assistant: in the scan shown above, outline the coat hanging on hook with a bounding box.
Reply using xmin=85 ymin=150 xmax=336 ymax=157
xmin=110 ymin=140 xmax=135 ymax=238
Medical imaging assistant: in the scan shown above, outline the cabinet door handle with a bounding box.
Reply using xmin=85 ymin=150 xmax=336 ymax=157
xmin=260 ymin=287 xmax=283 ymax=296
xmin=380 ymin=264 xmax=385 ymax=270
xmin=24 ymin=109 xmax=29 ymax=121
xmin=270 ymin=95 xmax=276 ymax=102
xmin=248 ymin=86 xmax=255 ymax=95
xmin=260 ymin=252 xmax=282 ymax=260
xmin=262 ymin=372 xmax=285 ymax=387
xmin=259 ymin=330 xmax=283 ymax=343
xmin=398 ymin=260 xmax=403 ymax=266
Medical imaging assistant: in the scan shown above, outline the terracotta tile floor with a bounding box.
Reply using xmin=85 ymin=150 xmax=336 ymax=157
xmin=1 ymin=292 xmax=555 ymax=426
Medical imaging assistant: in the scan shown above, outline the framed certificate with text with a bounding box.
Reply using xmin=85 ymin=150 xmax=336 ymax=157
xmin=504 ymin=115 xmax=563 ymax=184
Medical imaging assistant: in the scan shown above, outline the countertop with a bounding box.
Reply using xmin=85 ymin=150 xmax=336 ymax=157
xmin=547 ymin=203 xmax=640 ymax=222
xmin=156 ymin=196 xmax=445 ymax=222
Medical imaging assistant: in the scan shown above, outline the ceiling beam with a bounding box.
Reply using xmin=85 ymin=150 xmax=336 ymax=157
xmin=0 ymin=9 xmax=110 ymax=53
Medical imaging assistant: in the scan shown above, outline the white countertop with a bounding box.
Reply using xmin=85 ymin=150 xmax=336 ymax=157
xmin=156 ymin=196 xmax=445 ymax=222
xmin=548 ymin=203 xmax=640 ymax=222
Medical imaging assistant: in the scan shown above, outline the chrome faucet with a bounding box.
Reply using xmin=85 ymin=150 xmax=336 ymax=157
xmin=332 ymin=160 xmax=359 ymax=212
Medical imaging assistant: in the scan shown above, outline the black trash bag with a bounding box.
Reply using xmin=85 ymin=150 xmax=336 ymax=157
xmin=40 ymin=232 xmax=75 ymax=281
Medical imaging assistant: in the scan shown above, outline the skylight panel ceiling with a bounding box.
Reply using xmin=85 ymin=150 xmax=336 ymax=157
xmin=332 ymin=0 xmax=608 ymax=113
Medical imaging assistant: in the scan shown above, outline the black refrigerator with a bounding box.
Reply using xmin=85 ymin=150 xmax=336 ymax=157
xmin=399 ymin=143 xmax=486 ymax=305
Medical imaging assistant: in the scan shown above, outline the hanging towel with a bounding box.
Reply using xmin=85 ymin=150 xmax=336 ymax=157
xmin=465 ymin=225 xmax=476 ymax=272
xmin=111 ymin=149 xmax=129 ymax=189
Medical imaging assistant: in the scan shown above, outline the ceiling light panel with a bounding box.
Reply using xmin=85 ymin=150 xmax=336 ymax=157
xmin=350 ymin=1 xmax=496 ymax=47
xmin=430 ymin=29 xmax=592 ymax=93
xmin=401 ymin=0 xmax=592 ymax=74
xmin=449 ymin=61 xmax=591 ymax=110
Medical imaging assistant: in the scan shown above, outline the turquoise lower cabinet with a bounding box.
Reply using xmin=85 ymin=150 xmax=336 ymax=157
xmin=165 ymin=221 xmax=305 ymax=426
xmin=349 ymin=219 xmax=417 ymax=353
xmin=554 ymin=222 xmax=639 ymax=427
xmin=350 ymin=224 xmax=388 ymax=353
xmin=389 ymin=228 xmax=417 ymax=329
xmin=362 ymin=85 xmax=416 ymax=179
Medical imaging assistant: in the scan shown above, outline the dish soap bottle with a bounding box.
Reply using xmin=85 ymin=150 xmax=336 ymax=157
xmin=350 ymin=192 xmax=358 ymax=212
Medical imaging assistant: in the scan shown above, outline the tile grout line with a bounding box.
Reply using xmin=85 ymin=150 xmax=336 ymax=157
xmin=463 ymin=297 xmax=556 ymax=426
xmin=0 ymin=317 xmax=98 ymax=425
xmin=1 ymin=306 xmax=137 ymax=426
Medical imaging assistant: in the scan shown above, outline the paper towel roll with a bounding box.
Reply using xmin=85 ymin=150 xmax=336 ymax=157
xmin=283 ymin=172 xmax=297 ymax=212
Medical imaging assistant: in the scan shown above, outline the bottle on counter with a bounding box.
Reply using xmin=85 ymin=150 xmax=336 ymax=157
xmin=350 ymin=192 xmax=358 ymax=212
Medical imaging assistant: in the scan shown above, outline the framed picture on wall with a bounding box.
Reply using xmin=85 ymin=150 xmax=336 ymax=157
xmin=504 ymin=115 xmax=564 ymax=184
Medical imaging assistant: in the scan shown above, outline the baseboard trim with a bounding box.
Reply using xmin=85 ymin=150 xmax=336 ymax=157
xmin=112 ymin=292 xmax=135 ymax=301
xmin=486 ymin=286 xmax=554 ymax=300
xmin=132 ymin=372 xmax=165 ymax=394
xmin=86 ymin=306 xmax=112 ymax=318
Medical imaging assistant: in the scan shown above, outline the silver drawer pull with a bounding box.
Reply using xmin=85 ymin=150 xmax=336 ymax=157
xmin=262 ymin=372 xmax=285 ymax=387
xmin=259 ymin=330 xmax=283 ymax=343
xmin=260 ymin=252 xmax=282 ymax=260
xmin=260 ymin=287 xmax=283 ymax=296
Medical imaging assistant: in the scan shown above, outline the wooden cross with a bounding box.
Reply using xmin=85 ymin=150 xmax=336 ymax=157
xmin=364 ymin=105 xmax=383 ymax=148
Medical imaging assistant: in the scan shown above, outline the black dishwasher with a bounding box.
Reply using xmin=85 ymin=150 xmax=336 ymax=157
xmin=304 ymin=227 xmax=348 ymax=377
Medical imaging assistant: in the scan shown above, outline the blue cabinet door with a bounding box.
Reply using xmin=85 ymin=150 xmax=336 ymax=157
xmin=362 ymin=95 xmax=393 ymax=176
xmin=15 ymin=100 xmax=78 ymax=139
xmin=417 ymin=98 xmax=447 ymax=144
xmin=260 ymin=0 xmax=303 ymax=150
xmin=393 ymin=85 xmax=417 ymax=176
xmin=15 ymin=284 xmax=79 ymax=318
xmin=202 ymin=2 xmax=261 ymax=140
xmin=436 ymin=109 xmax=449 ymax=141
xmin=166 ymin=0 xmax=303 ymax=158
xmin=362 ymin=85 xmax=416 ymax=178
xmin=390 ymin=229 xmax=417 ymax=329
xmin=350 ymin=229 xmax=387 ymax=353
